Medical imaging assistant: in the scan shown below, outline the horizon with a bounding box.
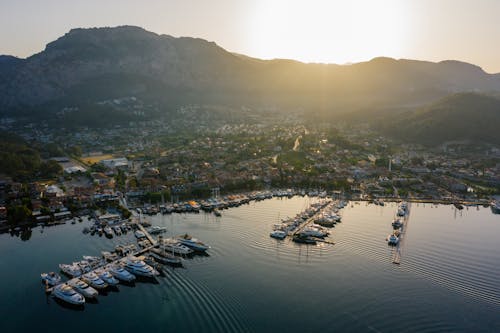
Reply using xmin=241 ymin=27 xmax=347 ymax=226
xmin=1 ymin=0 xmax=500 ymax=73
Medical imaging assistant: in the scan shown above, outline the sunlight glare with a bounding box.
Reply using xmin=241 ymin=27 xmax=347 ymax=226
xmin=248 ymin=0 xmax=412 ymax=64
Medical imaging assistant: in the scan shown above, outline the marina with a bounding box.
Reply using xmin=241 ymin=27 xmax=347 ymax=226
xmin=0 ymin=196 xmax=499 ymax=332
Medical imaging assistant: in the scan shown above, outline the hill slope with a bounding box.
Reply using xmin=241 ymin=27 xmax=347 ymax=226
xmin=383 ymin=93 xmax=500 ymax=145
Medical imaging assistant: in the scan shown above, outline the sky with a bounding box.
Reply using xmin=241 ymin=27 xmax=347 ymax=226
xmin=1 ymin=0 xmax=500 ymax=73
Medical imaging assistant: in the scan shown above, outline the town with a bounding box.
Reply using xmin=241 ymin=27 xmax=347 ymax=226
xmin=1 ymin=103 xmax=499 ymax=231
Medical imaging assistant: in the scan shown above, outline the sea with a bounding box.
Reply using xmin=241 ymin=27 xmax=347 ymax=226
xmin=0 ymin=197 xmax=499 ymax=332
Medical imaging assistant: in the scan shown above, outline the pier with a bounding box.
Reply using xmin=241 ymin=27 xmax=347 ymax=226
xmin=392 ymin=202 xmax=411 ymax=265
xmin=292 ymin=200 xmax=332 ymax=236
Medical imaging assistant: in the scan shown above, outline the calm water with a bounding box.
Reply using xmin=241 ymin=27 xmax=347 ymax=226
xmin=0 ymin=197 xmax=499 ymax=332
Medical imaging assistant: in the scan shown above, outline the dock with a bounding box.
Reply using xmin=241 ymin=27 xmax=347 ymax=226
xmin=135 ymin=222 xmax=157 ymax=246
xmin=46 ymin=222 xmax=159 ymax=293
xmin=292 ymin=200 xmax=333 ymax=236
xmin=392 ymin=202 xmax=411 ymax=265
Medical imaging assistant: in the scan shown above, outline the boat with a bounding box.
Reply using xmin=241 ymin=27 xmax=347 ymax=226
xmin=299 ymin=226 xmax=328 ymax=238
xmin=81 ymin=272 xmax=108 ymax=289
xmin=160 ymin=238 xmax=194 ymax=255
xmin=52 ymin=284 xmax=85 ymax=305
xmin=41 ymin=272 xmax=62 ymax=286
xmin=59 ymin=263 xmax=82 ymax=277
xmin=67 ymin=278 xmax=99 ymax=298
xmin=134 ymin=230 xmax=146 ymax=239
xmin=490 ymin=200 xmax=500 ymax=214
xmin=94 ymin=268 xmax=119 ymax=286
xmin=104 ymin=227 xmax=113 ymax=238
xmin=147 ymin=226 xmax=167 ymax=235
xmin=113 ymin=225 xmax=122 ymax=235
xmin=292 ymin=234 xmax=317 ymax=244
xmin=213 ymin=209 xmax=221 ymax=217
xmin=76 ymin=260 xmax=93 ymax=273
xmin=388 ymin=234 xmax=399 ymax=245
xmin=82 ymin=256 xmax=103 ymax=268
xmin=149 ymin=248 xmax=183 ymax=266
xmin=270 ymin=230 xmax=287 ymax=239
xmin=392 ymin=219 xmax=403 ymax=229
xmin=177 ymin=234 xmax=210 ymax=252
xmin=106 ymin=263 xmax=136 ymax=282
xmin=122 ymin=256 xmax=159 ymax=277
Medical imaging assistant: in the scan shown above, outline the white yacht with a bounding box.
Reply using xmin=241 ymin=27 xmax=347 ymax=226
xmin=59 ymin=263 xmax=82 ymax=277
xmin=300 ymin=226 xmax=328 ymax=238
xmin=67 ymin=278 xmax=98 ymax=298
xmin=160 ymin=238 xmax=194 ymax=255
xmin=52 ymin=284 xmax=85 ymax=305
xmin=177 ymin=234 xmax=210 ymax=252
xmin=123 ymin=256 xmax=159 ymax=277
xmin=81 ymin=272 xmax=108 ymax=289
xmin=82 ymin=256 xmax=103 ymax=268
xmin=94 ymin=268 xmax=120 ymax=286
xmin=388 ymin=234 xmax=399 ymax=245
xmin=76 ymin=260 xmax=93 ymax=273
xmin=41 ymin=272 xmax=62 ymax=286
xmin=106 ymin=263 xmax=136 ymax=282
xmin=134 ymin=230 xmax=146 ymax=239
xmin=148 ymin=226 xmax=167 ymax=235
xmin=104 ymin=226 xmax=114 ymax=238
xmin=270 ymin=230 xmax=287 ymax=239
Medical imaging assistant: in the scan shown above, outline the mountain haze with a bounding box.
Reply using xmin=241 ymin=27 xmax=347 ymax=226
xmin=2 ymin=26 xmax=500 ymax=117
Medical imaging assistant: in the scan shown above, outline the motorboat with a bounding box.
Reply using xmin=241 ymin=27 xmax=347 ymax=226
xmin=135 ymin=230 xmax=146 ymax=239
xmin=52 ymin=284 xmax=85 ymax=305
xmin=106 ymin=263 xmax=136 ymax=282
xmin=41 ymin=272 xmax=62 ymax=286
xmin=94 ymin=268 xmax=119 ymax=286
xmin=59 ymin=263 xmax=82 ymax=277
xmin=113 ymin=225 xmax=122 ymax=236
xmin=491 ymin=200 xmax=500 ymax=214
xmin=270 ymin=230 xmax=287 ymax=239
xmin=81 ymin=272 xmax=108 ymax=289
xmin=292 ymin=234 xmax=317 ymax=244
xmin=149 ymin=248 xmax=183 ymax=266
xmin=82 ymin=256 xmax=103 ymax=268
xmin=388 ymin=234 xmax=399 ymax=245
xmin=160 ymin=238 xmax=194 ymax=255
xmin=76 ymin=260 xmax=93 ymax=273
xmin=123 ymin=256 xmax=159 ymax=277
xmin=147 ymin=226 xmax=167 ymax=235
xmin=104 ymin=227 xmax=114 ymax=238
xmin=299 ymin=227 xmax=328 ymax=238
xmin=213 ymin=209 xmax=221 ymax=217
xmin=177 ymin=234 xmax=210 ymax=252
xmin=392 ymin=219 xmax=403 ymax=229
xmin=67 ymin=278 xmax=98 ymax=298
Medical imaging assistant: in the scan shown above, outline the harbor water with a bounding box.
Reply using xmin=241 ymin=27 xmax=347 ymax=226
xmin=0 ymin=197 xmax=499 ymax=332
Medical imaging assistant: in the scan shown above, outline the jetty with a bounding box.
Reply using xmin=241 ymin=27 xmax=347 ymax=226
xmin=292 ymin=200 xmax=333 ymax=236
xmin=392 ymin=202 xmax=411 ymax=265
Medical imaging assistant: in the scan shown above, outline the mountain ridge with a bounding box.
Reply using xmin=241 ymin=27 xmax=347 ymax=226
xmin=1 ymin=25 xmax=500 ymax=115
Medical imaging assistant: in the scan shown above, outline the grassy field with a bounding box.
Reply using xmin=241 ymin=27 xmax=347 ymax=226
xmin=81 ymin=154 xmax=114 ymax=165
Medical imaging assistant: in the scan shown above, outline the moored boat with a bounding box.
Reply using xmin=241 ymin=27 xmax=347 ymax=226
xmin=41 ymin=272 xmax=62 ymax=286
xmin=52 ymin=283 xmax=85 ymax=305
xmin=67 ymin=278 xmax=99 ymax=298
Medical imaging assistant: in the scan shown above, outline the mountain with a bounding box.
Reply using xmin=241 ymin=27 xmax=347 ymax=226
xmin=381 ymin=93 xmax=500 ymax=145
xmin=1 ymin=26 xmax=500 ymax=118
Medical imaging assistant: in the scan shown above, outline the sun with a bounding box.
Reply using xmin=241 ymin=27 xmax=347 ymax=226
xmin=247 ymin=0 xmax=412 ymax=64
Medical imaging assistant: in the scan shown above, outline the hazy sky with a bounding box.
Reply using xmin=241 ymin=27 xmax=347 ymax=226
xmin=1 ymin=0 xmax=500 ymax=73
